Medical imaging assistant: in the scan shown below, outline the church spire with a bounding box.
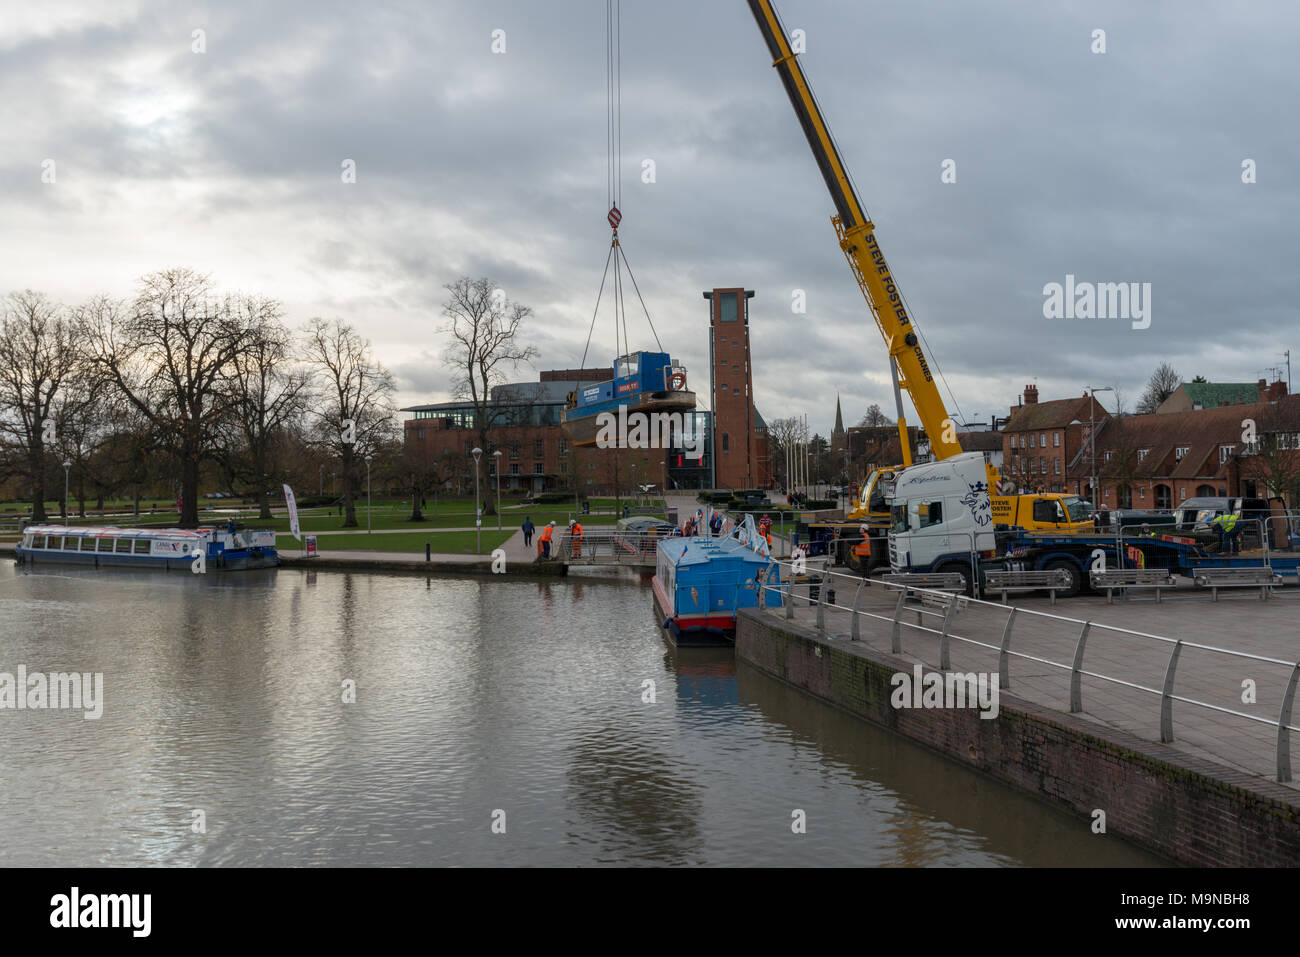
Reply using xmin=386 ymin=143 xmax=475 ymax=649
xmin=833 ymin=393 xmax=845 ymax=439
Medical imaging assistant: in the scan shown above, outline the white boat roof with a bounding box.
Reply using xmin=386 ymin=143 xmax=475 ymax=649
xmin=24 ymin=525 xmax=210 ymax=539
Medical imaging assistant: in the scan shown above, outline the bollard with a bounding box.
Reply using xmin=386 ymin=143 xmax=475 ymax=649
xmin=426 ymin=542 xmax=431 ymax=562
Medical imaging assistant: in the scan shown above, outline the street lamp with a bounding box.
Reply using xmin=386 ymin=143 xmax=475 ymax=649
xmin=365 ymin=454 xmax=373 ymax=533
xmin=1086 ymin=386 xmax=1114 ymax=510
xmin=492 ymin=450 xmax=502 ymax=532
xmin=472 ymin=447 xmax=483 ymax=554
xmin=62 ymin=459 xmax=71 ymax=522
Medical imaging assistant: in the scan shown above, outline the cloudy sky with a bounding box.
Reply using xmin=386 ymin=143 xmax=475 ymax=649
xmin=4 ymin=0 xmax=1299 ymax=437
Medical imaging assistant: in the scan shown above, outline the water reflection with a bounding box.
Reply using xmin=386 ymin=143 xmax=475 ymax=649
xmin=0 ymin=563 xmax=1163 ymax=866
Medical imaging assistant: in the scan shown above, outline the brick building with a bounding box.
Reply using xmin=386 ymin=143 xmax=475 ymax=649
xmin=704 ymin=287 xmax=771 ymax=489
xmin=1067 ymin=390 xmax=1300 ymax=509
xmin=1001 ymin=385 xmax=1109 ymax=494
xmin=402 ymin=369 xmax=689 ymax=496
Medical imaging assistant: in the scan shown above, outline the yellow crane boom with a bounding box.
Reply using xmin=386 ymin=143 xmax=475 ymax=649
xmin=746 ymin=0 xmax=962 ymax=464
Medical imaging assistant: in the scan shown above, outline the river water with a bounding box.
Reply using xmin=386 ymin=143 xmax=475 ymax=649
xmin=0 ymin=563 xmax=1161 ymax=866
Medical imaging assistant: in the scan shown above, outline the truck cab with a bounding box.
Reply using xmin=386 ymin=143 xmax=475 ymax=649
xmin=887 ymin=452 xmax=998 ymax=588
xmin=991 ymin=492 xmax=1092 ymax=531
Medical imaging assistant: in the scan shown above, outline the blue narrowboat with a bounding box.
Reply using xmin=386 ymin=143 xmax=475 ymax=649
xmin=652 ymin=517 xmax=782 ymax=647
xmin=14 ymin=525 xmax=280 ymax=570
xmin=562 ymin=351 xmax=696 ymax=447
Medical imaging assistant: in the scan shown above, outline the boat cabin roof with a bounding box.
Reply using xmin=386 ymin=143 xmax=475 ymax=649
xmin=24 ymin=525 xmax=209 ymax=540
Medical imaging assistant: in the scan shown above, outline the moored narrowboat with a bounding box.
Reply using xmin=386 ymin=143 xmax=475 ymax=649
xmin=562 ymin=351 xmax=696 ymax=448
xmin=651 ymin=516 xmax=781 ymax=647
xmin=14 ymin=525 xmax=279 ymax=570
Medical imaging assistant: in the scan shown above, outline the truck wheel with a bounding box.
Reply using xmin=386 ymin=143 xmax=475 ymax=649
xmin=1043 ymin=558 xmax=1082 ymax=598
xmin=935 ymin=562 xmax=974 ymax=596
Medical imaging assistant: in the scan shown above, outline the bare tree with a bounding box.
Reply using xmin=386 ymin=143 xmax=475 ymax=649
xmin=85 ymin=272 xmax=251 ymax=527
xmin=440 ymin=277 xmax=538 ymax=513
xmin=858 ymin=403 xmax=893 ymax=427
xmin=303 ymin=318 xmax=395 ymax=527
xmin=766 ymin=416 xmax=800 ymax=488
xmin=1136 ymin=362 xmax=1181 ymax=414
xmin=226 ymin=297 xmax=309 ymax=518
xmin=0 ymin=291 xmax=85 ymax=522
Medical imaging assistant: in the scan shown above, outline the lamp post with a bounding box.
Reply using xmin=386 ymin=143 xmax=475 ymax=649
xmin=1087 ymin=386 xmax=1114 ymax=508
xmin=319 ymin=464 xmax=323 ymax=496
xmin=472 ymin=447 xmax=483 ymax=554
xmin=62 ymin=459 xmax=71 ymax=522
xmin=365 ymin=454 xmax=373 ymax=533
xmin=492 ymin=450 xmax=502 ymax=532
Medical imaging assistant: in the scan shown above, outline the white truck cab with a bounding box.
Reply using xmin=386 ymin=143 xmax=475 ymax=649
xmin=887 ymin=452 xmax=997 ymax=580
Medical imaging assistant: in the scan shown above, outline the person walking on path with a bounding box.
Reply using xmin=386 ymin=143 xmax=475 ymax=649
xmin=522 ymin=516 xmax=535 ymax=548
xmin=539 ymin=521 xmax=555 ymax=559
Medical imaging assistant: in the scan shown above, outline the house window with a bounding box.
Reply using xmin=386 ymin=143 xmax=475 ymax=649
xmin=1010 ymin=435 xmax=1017 ymax=448
xmin=1039 ymin=434 xmax=1046 ymax=448
xmin=510 ymin=464 xmax=520 ymax=475
xmin=1103 ymin=451 xmax=1113 ymax=463
xmin=1175 ymin=446 xmax=1188 ymax=460
xmin=1218 ymin=445 xmax=1233 ymax=464
xmin=733 ymin=388 xmax=740 ymax=396
xmin=533 ymin=463 xmax=544 ymax=475
xmin=510 ymin=442 xmax=520 ymax=460
xmin=533 ymin=439 xmax=544 ymax=458
xmin=1180 ymin=488 xmax=1186 ymax=499
xmin=719 ymin=383 xmax=727 ymax=391
xmin=417 ymin=429 xmax=425 ymax=440
xmin=1137 ymin=449 xmax=1148 ymax=461
xmin=1054 ymin=458 xmax=1061 ymax=474
xmin=1139 ymin=487 xmax=1146 ymax=499
xmin=1053 ymin=432 xmax=1060 ymax=447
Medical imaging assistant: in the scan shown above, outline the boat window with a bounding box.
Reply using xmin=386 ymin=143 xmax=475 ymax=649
xmin=134 ymin=539 xmax=150 ymax=554
xmin=98 ymin=538 xmax=113 ymax=552
xmin=30 ymin=536 xmax=46 ymax=549
xmin=115 ymin=538 xmax=132 ymax=553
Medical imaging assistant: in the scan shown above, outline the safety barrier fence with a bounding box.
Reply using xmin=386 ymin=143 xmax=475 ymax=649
xmin=753 ymin=554 xmax=1300 ymax=783
xmin=554 ymin=528 xmax=663 ymax=564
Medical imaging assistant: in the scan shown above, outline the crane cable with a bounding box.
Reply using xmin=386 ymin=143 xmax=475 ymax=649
xmin=578 ymin=0 xmax=663 ymax=378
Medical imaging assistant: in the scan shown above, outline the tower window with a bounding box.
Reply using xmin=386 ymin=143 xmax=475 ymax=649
xmin=719 ymin=292 xmax=739 ymax=322
xmin=722 ymin=433 xmax=730 ymax=453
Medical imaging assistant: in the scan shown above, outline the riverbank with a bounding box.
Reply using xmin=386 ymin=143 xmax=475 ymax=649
xmin=736 ymin=603 xmax=1300 ymax=866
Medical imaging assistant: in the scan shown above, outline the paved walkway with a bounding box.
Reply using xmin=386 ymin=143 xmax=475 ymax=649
xmin=766 ymin=581 xmax=1300 ymax=789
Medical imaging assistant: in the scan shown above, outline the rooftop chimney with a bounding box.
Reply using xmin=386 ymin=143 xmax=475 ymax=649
xmin=1024 ymin=384 xmax=1039 ymax=405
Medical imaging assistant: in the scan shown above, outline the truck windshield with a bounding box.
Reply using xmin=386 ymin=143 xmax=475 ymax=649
xmin=891 ymin=504 xmax=909 ymax=533
xmin=1062 ymin=497 xmax=1089 ymax=522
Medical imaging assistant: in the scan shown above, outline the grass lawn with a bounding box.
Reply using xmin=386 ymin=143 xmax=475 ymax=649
xmin=280 ymin=529 xmax=514 ymax=555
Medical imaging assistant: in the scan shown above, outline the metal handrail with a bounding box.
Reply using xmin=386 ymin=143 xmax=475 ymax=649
xmin=752 ymin=553 xmax=1300 ymax=783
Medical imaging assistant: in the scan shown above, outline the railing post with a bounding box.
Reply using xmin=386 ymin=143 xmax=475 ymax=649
xmin=938 ymin=595 xmax=958 ymax=670
xmin=815 ymin=571 xmax=831 ymax=632
xmin=850 ymin=579 xmax=864 ymax=641
xmin=1069 ymin=622 xmax=1091 ymax=713
xmin=997 ymin=608 xmax=1016 ymax=689
xmin=1276 ymin=663 xmax=1300 ymax=783
xmin=1160 ymin=639 xmax=1183 ymax=743
xmin=890 ymin=589 xmax=906 ymax=653
xmin=785 ymin=569 xmax=794 ymax=620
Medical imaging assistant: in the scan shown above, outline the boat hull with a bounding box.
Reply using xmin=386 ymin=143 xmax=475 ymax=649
xmin=563 ymin=390 xmax=697 ymax=448
xmin=652 ymin=573 xmax=735 ymax=647
xmin=14 ymin=548 xmax=279 ymax=570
